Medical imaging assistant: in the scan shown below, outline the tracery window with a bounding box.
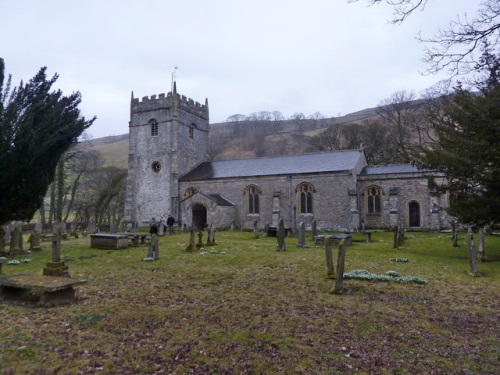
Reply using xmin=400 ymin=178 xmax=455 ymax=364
xmin=245 ymin=185 xmax=261 ymax=214
xmin=297 ymin=183 xmax=314 ymax=214
xmin=150 ymin=119 xmax=158 ymax=136
xmin=366 ymin=187 xmax=382 ymax=214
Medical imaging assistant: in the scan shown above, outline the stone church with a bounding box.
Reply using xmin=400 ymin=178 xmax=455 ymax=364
xmin=124 ymin=85 xmax=451 ymax=232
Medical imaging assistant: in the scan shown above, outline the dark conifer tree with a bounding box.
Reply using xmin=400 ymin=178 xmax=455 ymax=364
xmin=0 ymin=58 xmax=95 ymax=224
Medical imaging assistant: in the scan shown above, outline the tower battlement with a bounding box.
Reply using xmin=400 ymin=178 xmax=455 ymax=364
xmin=131 ymin=91 xmax=208 ymax=119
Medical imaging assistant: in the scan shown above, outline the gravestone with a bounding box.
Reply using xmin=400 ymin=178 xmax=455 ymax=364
xmin=0 ymin=257 xmax=6 ymax=274
xmin=324 ymin=236 xmax=335 ymax=279
xmin=252 ymin=220 xmax=259 ymax=239
xmin=9 ymin=225 xmax=23 ymax=255
xmin=43 ymin=225 xmax=69 ymax=277
xmin=0 ymin=226 xmax=7 ymax=255
xmin=29 ymin=232 xmax=42 ymax=252
xmin=185 ymin=226 xmax=196 ymax=252
xmin=478 ymin=227 xmax=488 ymax=262
xmin=467 ymin=227 xmax=480 ymax=277
xmin=310 ymin=220 xmax=317 ymax=241
xmin=60 ymin=222 xmax=67 ymax=233
xmin=393 ymin=225 xmax=399 ymax=249
xmin=196 ymin=231 xmax=204 ymax=248
xmin=158 ymin=216 xmax=165 ymax=236
xmin=297 ymin=221 xmax=305 ymax=248
xmin=276 ymin=218 xmax=286 ymax=252
xmin=87 ymin=222 xmax=96 ymax=235
xmin=110 ymin=221 xmax=116 ymax=234
xmin=147 ymin=234 xmax=159 ymax=260
xmin=206 ymin=224 xmax=217 ymax=245
xmin=450 ymin=220 xmax=459 ymax=248
xmin=263 ymin=224 xmax=269 ymax=238
xmin=330 ymin=239 xmax=348 ymax=294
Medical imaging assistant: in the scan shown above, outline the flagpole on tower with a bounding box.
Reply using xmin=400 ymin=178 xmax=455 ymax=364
xmin=171 ymin=65 xmax=178 ymax=93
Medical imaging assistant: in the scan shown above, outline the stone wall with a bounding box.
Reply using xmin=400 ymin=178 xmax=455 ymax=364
xmin=179 ymin=171 xmax=359 ymax=232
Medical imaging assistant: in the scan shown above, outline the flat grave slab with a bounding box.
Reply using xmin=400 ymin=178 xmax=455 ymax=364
xmin=90 ymin=233 xmax=129 ymax=249
xmin=0 ymin=274 xmax=87 ymax=304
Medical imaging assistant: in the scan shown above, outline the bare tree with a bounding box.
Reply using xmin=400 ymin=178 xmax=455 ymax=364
xmin=226 ymin=114 xmax=247 ymax=122
xmin=349 ymin=0 xmax=500 ymax=76
xmin=309 ymin=124 xmax=344 ymax=151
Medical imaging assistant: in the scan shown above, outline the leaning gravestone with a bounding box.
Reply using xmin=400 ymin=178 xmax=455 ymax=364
xmin=263 ymin=224 xmax=269 ymax=238
xmin=147 ymin=234 xmax=159 ymax=260
xmin=297 ymin=221 xmax=305 ymax=248
xmin=330 ymin=238 xmax=348 ymax=294
xmin=276 ymin=218 xmax=286 ymax=252
xmin=478 ymin=227 xmax=488 ymax=262
xmin=324 ymin=236 xmax=335 ymax=279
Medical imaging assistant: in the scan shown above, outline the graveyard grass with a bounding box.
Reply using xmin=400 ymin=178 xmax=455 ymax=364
xmin=1 ymin=231 xmax=499 ymax=375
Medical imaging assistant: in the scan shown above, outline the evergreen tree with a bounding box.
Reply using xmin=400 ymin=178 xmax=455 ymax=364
xmin=418 ymin=51 xmax=500 ymax=226
xmin=0 ymin=58 xmax=95 ymax=225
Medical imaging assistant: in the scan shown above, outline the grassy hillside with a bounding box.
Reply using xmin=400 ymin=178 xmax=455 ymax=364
xmin=88 ymin=107 xmax=381 ymax=168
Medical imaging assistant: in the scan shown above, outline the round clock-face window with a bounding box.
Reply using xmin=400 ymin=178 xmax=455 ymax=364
xmin=152 ymin=161 xmax=161 ymax=173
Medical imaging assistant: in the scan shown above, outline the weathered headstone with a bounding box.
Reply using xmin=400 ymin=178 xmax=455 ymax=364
xmin=324 ymin=236 xmax=335 ymax=279
xmin=185 ymin=226 xmax=196 ymax=252
xmin=29 ymin=232 xmax=42 ymax=251
xmin=393 ymin=225 xmax=399 ymax=249
xmin=252 ymin=220 xmax=259 ymax=239
xmin=43 ymin=225 xmax=69 ymax=277
xmin=196 ymin=231 xmax=204 ymax=248
xmin=297 ymin=221 xmax=305 ymax=248
xmin=206 ymin=224 xmax=217 ymax=245
xmin=110 ymin=221 xmax=116 ymax=234
xmin=263 ymin=224 xmax=269 ymax=238
xmin=0 ymin=257 xmax=6 ymax=274
xmin=147 ymin=234 xmax=159 ymax=260
xmin=310 ymin=220 xmax=317 ymax=241
xmin=450 ymin=220 xmax=459 ymax=248
xmin=467 ymin=227 xmax=480 ymax=277
xmin=9 ymin=225 xmax=23 ymax=255
xmin=330 ymin=239 xmax=348 ymax=294
xmin=158 ymin=216 xmax=165 ymax=236
xmin=478 ymin=227 xmax=488 ymax=262
xmin=276 ymin=218 xmax=286 ymax=252
xmin=60 ymin=221 xmax=67 ymax=233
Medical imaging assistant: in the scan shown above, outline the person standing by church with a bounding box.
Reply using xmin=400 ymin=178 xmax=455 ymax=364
xmin=167 ymin=215 xmax=175 ymax=235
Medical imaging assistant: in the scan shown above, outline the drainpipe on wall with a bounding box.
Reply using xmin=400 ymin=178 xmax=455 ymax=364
xmin=356 ymin=181 xmax=361 ymax=230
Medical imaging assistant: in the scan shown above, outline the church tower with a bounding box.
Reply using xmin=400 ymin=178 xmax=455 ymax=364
xmin=124 ymin=83 xmax=209 ymax=227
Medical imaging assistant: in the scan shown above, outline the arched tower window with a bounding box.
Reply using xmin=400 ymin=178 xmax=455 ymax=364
xmin=297 ymin=183 xmax=315 ymax=214
xmin=184 ymin=187 xmax=198 ymax=198
xmin=365 ymin=186 xmax=383 ymax=214
xmin=150 ymin=119 xmax=158 ymax=136
xmin=245 ymin=185 xmax=261 ymax=214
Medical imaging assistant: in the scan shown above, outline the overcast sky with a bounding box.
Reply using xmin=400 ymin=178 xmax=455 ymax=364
xmin=2 ymin=0 xmax=481 ymax=139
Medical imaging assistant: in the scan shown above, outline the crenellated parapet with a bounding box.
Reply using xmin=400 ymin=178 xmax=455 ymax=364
xmin=131 ymin=91 xmax=209 ymax=119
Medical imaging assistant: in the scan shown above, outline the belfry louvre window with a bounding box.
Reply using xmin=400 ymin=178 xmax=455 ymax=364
xmin=189 ymin=124 xmax=194 ymax=139
xmin=366 ymin=187 xmax=382 ymax=213
xmin=298 ymin=183 xmax=314 ymax=214
xmin=246 ymin=185 xmax=261 ymax=214
xmin=150 ymin=119 xmax=158 ymax=136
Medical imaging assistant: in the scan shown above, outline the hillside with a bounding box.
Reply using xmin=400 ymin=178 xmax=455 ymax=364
xmin=88 ymin=106 xmax=380 ymax=169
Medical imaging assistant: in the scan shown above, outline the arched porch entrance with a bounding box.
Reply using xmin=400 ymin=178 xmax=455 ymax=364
xmin=409 ymin=201 xmax=421 ymax=227
xmin=192 ymin=203 xmax=207 ymax=230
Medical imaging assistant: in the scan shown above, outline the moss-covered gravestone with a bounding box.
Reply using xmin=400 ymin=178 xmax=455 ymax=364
xmin=43 ymin=225 xmax=69 ymax=277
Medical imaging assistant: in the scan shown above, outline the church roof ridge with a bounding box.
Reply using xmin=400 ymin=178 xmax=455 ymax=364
xmin=180 ymin=149 xmax=364 ymax=181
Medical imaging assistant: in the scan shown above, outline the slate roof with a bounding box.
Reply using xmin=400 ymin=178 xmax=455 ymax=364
xmin=208 ymin=194 xmax=235 ymax=206
xmin=180 ymin=150 xmax=364 ymax=181
xmin=360 ymin=164 xmax=425 ymax=175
